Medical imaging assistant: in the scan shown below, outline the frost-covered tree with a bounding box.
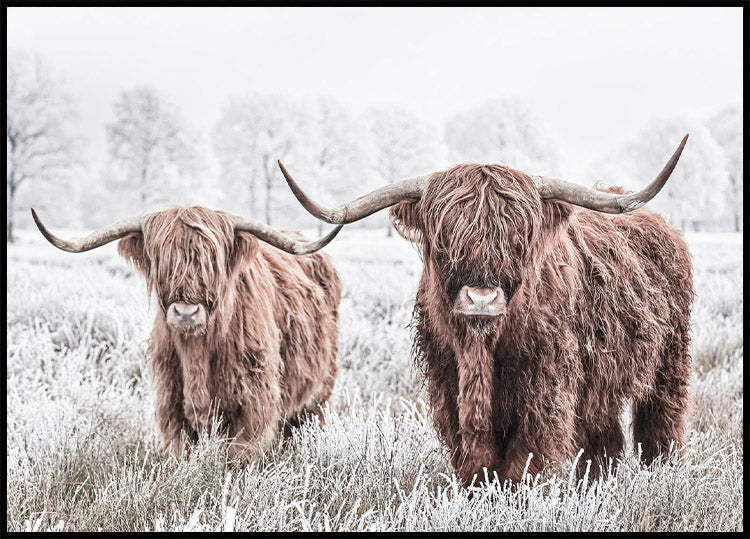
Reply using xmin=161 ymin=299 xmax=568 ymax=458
xmin=362 ymin=107 xmax=444 ymax=235
xmin=6 ymin=50 xmax=83 ymax=242
xmin=707 ymin=106 xmax=743 ymax=232
xmin=106 ymin=86 xmax=202 ymax=213
xmin=212 ymin=94 xmax=309 ymax=226
xmin=298 ymin=98 xmax=366 ymax=234
xmin=443 ymin=99 xmax=559 ymax=175
xmin=588 ymin=118 xmax=730 ymax=232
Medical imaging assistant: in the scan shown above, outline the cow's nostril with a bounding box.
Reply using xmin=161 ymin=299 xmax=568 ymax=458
xmin=466 ymin=289 xmax=498 ymax=305
xmin=177 ymin=305 xmax=199 ymax=317
xmin=168 ymin=303 xmax=205 ymax=327
xmin=453 ymin=286 xmax=506 ymax=317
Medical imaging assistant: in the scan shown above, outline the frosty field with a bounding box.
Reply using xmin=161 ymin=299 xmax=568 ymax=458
xmin=6 ymin=227 xmax=743 ymax=532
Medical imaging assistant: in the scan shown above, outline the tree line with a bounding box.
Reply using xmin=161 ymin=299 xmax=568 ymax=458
xmin=7 ymin=50 xmax=743 ymax=242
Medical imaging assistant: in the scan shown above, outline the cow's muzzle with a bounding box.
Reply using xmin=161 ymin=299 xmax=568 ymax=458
xmin=452 ymin=286 xmax=507 ymax=318
xmin=167 ymin=302 xmax=207 ymax=329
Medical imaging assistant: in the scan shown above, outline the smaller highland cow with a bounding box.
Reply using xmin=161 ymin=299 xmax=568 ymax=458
xmin=279 ymin=135 xmax=693 ymax=486
xmin=33 ymin=206 xmax=342 ymax=459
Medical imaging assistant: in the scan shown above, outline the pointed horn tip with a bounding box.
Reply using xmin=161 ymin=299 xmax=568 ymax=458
xmin=322 ymin=224 xmax=344 ymax=247
xmin=277 ymin=160 xmax=297 ymax=185
xmin=671 ymin=133 xmax=689 ymax=161
xmin=30 ymin=207 xmax=64 ymax=248
xmin=296 ymin=224 xmax=343 ymax=254
xmin=320 ymin=224 xmax=344 ymax=243
xmin=324 ymin=223 xmax=344 ymax=239
xmin=30 ymin=208 xmax=47 ymax=232
xmin=277 ymin=161 xmax=313 ymax=203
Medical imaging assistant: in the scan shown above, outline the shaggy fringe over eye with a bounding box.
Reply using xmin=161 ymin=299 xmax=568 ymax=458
xmin=141 ymin=207 xmax=235 ymax=309
xmin=421 ymin=164 xmax=543 ymax=287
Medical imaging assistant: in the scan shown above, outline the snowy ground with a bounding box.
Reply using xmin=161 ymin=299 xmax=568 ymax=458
xmin=6 ymin=226 xmax=743 ymax=532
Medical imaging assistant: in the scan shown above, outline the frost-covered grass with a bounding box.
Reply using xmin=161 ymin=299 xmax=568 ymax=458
xmin=6 ymin=228 xmax=743 ymax=532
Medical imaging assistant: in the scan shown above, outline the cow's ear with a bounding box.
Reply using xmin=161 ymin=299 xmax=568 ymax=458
xmin=230 ymin=230 xmax=260 ymax=270
xmin=118 ymin=232 xmax=150 ymax=275
xmin=390 ymin=199 xmax=424 ymax=244
xmin=540 ymin=199 xmax=574 ymax=230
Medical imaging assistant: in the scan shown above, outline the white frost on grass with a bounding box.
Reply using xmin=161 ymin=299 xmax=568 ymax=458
xmin=6 ymin=229 xmax=743 ymax=532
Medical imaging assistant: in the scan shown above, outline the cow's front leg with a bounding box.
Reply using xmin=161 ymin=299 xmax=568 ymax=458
xmin=227 ymin=354 xmax=284 ymax=461
xmin=497 ymin=436 xmax=540 ymax=484
xmin=498 ymin=388 xmax=577 ymax=484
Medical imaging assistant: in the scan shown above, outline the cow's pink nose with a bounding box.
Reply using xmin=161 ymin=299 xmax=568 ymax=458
xmin=167 ymin=302 xmax=206 ymax=327
xmin=452 ymin=286 xmax=507 ymax=317
xmin=174 ymin=304 xmax=199 ymax=317
xmin=466 ymin=288 xmax=498 ymax=306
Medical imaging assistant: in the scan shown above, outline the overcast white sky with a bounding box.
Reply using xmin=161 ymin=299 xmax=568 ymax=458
xmin=7 ymin=6 xmax=743 ymax=179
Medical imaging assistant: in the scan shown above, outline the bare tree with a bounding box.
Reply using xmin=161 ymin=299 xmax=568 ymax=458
xmin=302 ymin=98 xmax=365 ymax=235
xmin=106 ymin=86 xmax=200 ymax=211
xmin=6 ymin=50 xmax=81 ymax=242
xmin=707 ymin=106 xmax=743 ymax=232
xmin=212 ymin=94 xmax=305 ymax=225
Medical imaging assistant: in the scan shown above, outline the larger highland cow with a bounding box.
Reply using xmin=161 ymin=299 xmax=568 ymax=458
xmin=279 ymin=134 xmax=692 ymax=485
xmin=32 ymin=206 xmax=342 ymax=459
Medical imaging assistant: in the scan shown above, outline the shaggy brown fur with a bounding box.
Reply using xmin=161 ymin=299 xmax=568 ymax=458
xmin=390 ymin=165 xmax=693 ymax=486
xmin=117 ymin=206 xmax=341 ymax=459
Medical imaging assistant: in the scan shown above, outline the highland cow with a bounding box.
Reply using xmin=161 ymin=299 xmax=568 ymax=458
xmin=32 ymin=206 xmax=342 ymax=459
xmin=279 ymin=134 xmax=693 ymax=485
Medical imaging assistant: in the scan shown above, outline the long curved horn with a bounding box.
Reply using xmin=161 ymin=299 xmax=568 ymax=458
xmin=31 ymin=208 xmax=142 ymax=252
xmin=33 ymin=207 xmax=339 ymax=256
xmin=531 ymin=134 xmax=689 ymax=213
xmin=231 ymin=216 xmax=342 ymax=254
xmin=278 ymin=160 xmax=428 ymax=224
